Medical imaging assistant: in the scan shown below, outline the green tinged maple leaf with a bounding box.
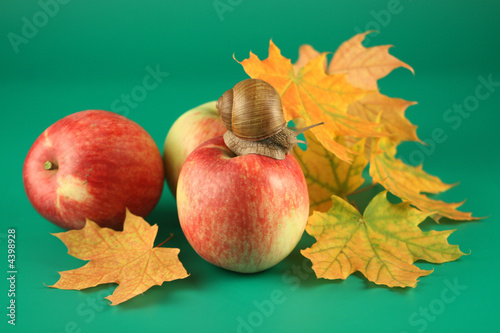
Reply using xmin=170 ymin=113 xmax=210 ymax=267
xmin=293 ymin=130 xmax=367 ymax=214
xmin=301 ymin=191 xmax=465 ymax=287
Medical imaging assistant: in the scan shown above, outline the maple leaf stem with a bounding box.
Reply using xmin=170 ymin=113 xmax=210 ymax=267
xmin=348 ymin=183 xmax=377 ymax=196
xmin=350 ymin=200 xmax=360 ymax=212
xmin=155 ymin=233 xmax=174 ymax=248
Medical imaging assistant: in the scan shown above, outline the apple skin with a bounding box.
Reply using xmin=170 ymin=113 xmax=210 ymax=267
xmin=177 ymin=136 xmax=309 ymax=273
xmin=23 ymin=110 xmax=164 ymax=230
xmin=163 ymin=101 xmax=226 ymax=197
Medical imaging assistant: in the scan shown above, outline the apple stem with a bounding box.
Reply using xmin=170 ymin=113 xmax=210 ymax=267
xmin=44 ymin=161 xmax=58 ymax=171
xmin=155 ymin=233 xmax=174 ymax=248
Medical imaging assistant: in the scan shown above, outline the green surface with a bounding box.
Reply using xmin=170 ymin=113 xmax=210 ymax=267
xmin=2 ymin=1 xmax=499 ymax=332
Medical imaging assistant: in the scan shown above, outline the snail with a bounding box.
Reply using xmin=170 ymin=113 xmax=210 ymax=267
xmin=216 ymin=78 xmax=323 ymax=159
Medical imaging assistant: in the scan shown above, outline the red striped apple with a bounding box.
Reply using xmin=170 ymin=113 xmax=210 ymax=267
xmin=177 ymin=136 xmax=309 ymax=273
xmin=163 ymin=101 xmax=226 ymax=196
xmin=23 ymin=110 xmax=164 ymax=230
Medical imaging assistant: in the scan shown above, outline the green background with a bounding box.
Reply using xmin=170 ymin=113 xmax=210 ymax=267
xmin=2 ymin=1 xmax=499 ymax=332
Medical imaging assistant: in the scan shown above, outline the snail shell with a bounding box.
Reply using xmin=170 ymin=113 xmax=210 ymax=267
xmin=216 ymin=79 xmax=286 ymax=141
xmin=216 ymin=78 xmax=323 ymax=159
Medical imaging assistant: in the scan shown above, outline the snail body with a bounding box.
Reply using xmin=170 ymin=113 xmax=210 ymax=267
xmin=216 ymin=79 xmax=322 ymax=159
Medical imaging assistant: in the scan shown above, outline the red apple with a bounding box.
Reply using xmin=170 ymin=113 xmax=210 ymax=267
xmin=163 ymin=101 xmax=226 ymax=196
xmin=177 ymin=136 xmax=309 ymax=273
xmin=23 ymin=110 xmax=164 ymax=230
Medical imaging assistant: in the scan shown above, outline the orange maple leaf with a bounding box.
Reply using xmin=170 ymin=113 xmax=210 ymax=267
xmin=293 ymin=32 xmax=414 ymax=90
xmin=291 ymin=36 xmax=476 ymax=222
xmin=237 ymin=40 xmax=383 ymax=163
xmin=302 ymin=191 xmax=465 ymax=287
xmin=329 ymin=31 xmax=414 ymax=90
xmin=293 ymin=44 xmax=325 ymax=74
xmin=293 ymin=35 xmax=419 ymax=145
xmin=48 ymin=209 xmax=189 ymax=305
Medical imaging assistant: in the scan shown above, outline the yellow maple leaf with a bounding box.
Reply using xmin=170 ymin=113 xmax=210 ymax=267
xmin=348 ymin=92 xmax=420 ymax=143
xmin=294 ymin=129 xmax=367 ymax=214
xmin=237 ymin=40 xmax=383 ymax=163
xmin=370 ymin=137 xmax=477 ymax=221
xmin=301 ymin=191 xmax=465 ymax=287
xmin=48 ymin=209 xmax=189 ymax=305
